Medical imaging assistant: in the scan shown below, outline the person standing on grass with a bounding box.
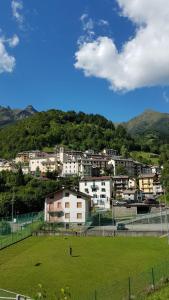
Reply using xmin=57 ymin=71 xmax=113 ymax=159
xmin=69 ymin=246 xmax=72 ymax=256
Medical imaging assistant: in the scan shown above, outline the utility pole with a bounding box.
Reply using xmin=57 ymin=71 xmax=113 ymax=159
xmin=11 ymin=187 xmax=15 ymax=222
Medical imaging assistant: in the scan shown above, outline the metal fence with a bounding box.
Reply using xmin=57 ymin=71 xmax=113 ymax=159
xmin=0 ymin=212 xmax=43 ymax=250
xmin=0 ymin=288 xmax=31 ymax=300
xmin=62 ymin=260 xmax=169 ymax=300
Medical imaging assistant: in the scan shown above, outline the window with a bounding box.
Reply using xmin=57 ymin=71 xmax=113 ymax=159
xmin=77 ymin=213 xmax=82 ymax=219
xmin=65 ymin=202 xmax=70 ymax=208
xmin=92 ymin=188 xmax=97 ymax=192
xmin=85 ymin=182 xmax=87 ymax=186
xmin=65 ymin=213 xmax=70 ymax=219
xmin=57 ymin=202 xmax=61 ymax=208
xmin=101 ymin=188 xmax=106 ymax=192
xmin=85 ymin=188 xmax=89 ymax=193
xmin=77 ymin=195 xmax=82 ymax=198
xmin=65 ymin=192 xmax=69 ymax=197
xmin=101 ymin=181 xmax=105 ymax=186
xmin=100 ymin=194 xmax=106 ymax=198
xmin=93 ymin=194 xmax=97 ymax=198
xmin=77 ymin=202 xmax=82 ymax=208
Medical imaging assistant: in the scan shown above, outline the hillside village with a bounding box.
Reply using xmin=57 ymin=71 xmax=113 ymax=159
xmin=0 ymin=146 xmax=164 ymax=225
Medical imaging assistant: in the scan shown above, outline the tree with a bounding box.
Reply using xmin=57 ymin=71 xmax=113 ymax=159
xmin=120 ymin=145 xmax=129 ymax=158
xmin=116 ymin=165 xmax=128 ymax=176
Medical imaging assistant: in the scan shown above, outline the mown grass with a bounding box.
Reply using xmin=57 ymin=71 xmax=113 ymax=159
xmin=0 ymin=237 xmax=168 ymax=299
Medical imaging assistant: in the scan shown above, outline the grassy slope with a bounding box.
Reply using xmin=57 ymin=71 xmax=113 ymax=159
xmin=130 ymin=151 xmax=160 ymax=165
xmin=0 ymin=237 xmax=169 ymax=299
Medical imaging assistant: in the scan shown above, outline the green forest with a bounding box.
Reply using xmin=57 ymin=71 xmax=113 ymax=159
xmin=0 ymin=109 xmax=141 ymax=159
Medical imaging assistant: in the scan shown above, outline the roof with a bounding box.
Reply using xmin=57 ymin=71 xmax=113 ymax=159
xmin=80 ymin=176 xmax=112 ymax=182
xmin=123 ymin=189 xmax=137 ymax=194
xmin=139 ymin=173 xmax=156 ymax=179
xmin=46 ymin=187 xmax=91 ymax=200
xmin=113 ymin=176 xmax=129 ymax=179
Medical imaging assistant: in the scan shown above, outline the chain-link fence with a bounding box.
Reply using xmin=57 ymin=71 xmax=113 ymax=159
xmin=0 ymin=212 xmax=43 ymax=250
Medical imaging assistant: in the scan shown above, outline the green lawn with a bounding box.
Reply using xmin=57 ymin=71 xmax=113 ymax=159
xmin=0 ymin=237 xmax=169 ymax=300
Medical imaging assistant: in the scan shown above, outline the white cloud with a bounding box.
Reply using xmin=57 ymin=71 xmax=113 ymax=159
xmin=11 ymin=0 xmax=24 ymax=28
xmin=8 ymin=34 xmax=20 ymax=48
xmin=163 ymin=91 xmax=169 ymax=103
xmin=75 ymin=0 xmax=169 ymax=92
xmin=0 ymin=38 xmax=16 ymax=73
xmin=78 ymin=14 xmax=95 ymax=45
xmin=98 ymin=19 xmax=109 ymax=27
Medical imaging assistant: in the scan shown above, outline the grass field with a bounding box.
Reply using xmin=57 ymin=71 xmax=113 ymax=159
xmin=0 ymin=237 xmax=169 ymax=300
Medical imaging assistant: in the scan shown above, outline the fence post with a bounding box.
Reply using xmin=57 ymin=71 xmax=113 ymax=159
xmin=128 ymin=277 xmax=131 ymax=300
xmin=94 ymin=289 xmax=97 ymax=300
xmin=151 ymin=268 xmax=155 ymax=290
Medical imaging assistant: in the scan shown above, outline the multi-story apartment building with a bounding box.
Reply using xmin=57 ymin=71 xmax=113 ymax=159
xmin=108 ymin=158 xmax=135 ymax=176
xmin=113 ymin=176 xmax=129 ymax=198
xmin=15 ymin=150 xmax=46 ymax=164
xmin=138 ymin=173 xmax=163 ymax=197
xmin=102 ymin=149 xmax=118 ymax=156
xmin=45 ymin=188 xmax=91 ymax=225
xmin=29 ymin=155 xmax=62 ymax=175
xmin=79 ymin=176 xmax=113 ymax=209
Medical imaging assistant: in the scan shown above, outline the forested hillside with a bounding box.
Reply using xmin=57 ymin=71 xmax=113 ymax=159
xmin=0 ymin=109 xmax=137 ymax=159
xmin=124 ymin=110 xmax=169 ymax=152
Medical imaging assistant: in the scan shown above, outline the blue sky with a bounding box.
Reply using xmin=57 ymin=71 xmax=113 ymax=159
xmin=0 ymin=0 xmax=169 ymax=122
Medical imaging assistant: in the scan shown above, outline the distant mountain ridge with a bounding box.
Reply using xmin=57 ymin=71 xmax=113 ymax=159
xmin=124 ymin=109 xmax=169 ymax=137
xmin=0 ymin=105 xmax=37 ymax=127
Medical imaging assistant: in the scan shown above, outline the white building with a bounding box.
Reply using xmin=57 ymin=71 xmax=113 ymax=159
xmin=0 ymin=159 xmax=16 ymax=172
xmin=62 ymin=159 xmax=92 ymax=177
xmin=29 ymin=155 xmax=62 ymax=175
xmin=44 ymin=188 xmax=91 ymax=226
xmin=108 ymin=157 xmax=135 ymax=176
xmin=15 ymin=150 xmax=46 ymax=164
xmin=128 ymin=178 xmax=137 ymax=189
xmin=79 ymin=176 xmax=113 ymax=209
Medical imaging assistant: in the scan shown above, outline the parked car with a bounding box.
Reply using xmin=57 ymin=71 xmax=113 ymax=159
xmin=116 ymin=223 xmax=128 ymax=230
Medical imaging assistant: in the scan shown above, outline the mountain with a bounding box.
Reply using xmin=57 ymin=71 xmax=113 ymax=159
xmin=0 ymin=109 xmax=134 ymax=159
xmin=124 ymin=110 xmax=169 ymax=137
xmin=0 ymin=105 xmax=37 ymax=127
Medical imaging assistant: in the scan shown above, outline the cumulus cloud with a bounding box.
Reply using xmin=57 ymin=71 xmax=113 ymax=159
xmin=8 ymin=34 xmax=20 ymax=48
xmin=11 ymin=0 xmax=24 ymax=28
xmin=75 ymin=0 xmax=169 ymax=92
xmin=0 ymin=38 xmax=16 ymax=73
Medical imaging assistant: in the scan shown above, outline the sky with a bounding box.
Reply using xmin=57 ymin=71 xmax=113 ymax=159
xmin=0 ymin=0 xmax=169 ymax=122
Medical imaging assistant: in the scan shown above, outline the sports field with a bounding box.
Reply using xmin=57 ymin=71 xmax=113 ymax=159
xmin=0 ymin=236 xmax=169 ymax=300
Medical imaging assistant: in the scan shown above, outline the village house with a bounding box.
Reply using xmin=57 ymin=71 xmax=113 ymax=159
xmin=15 ymin=150 xmax=46 ymax=164
xmin=29 ymin=155 xmax=62 ymax=175
xmin=79 ymin=176 xmax=113 ymax=209
xmin=138 ymin=173 xmax=163 ymax=198
xmin=0 ymin=159 xmax=17 ymax=172
xmin=122 ymin=189 xmax=143 ymax=202
xmin=113 ymin=176 xmax=129 ymax=198
xmin=44 ymin=188 xmax=91 ymax=226
xmin=108 ymin=157 xmax=135 ymax=176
